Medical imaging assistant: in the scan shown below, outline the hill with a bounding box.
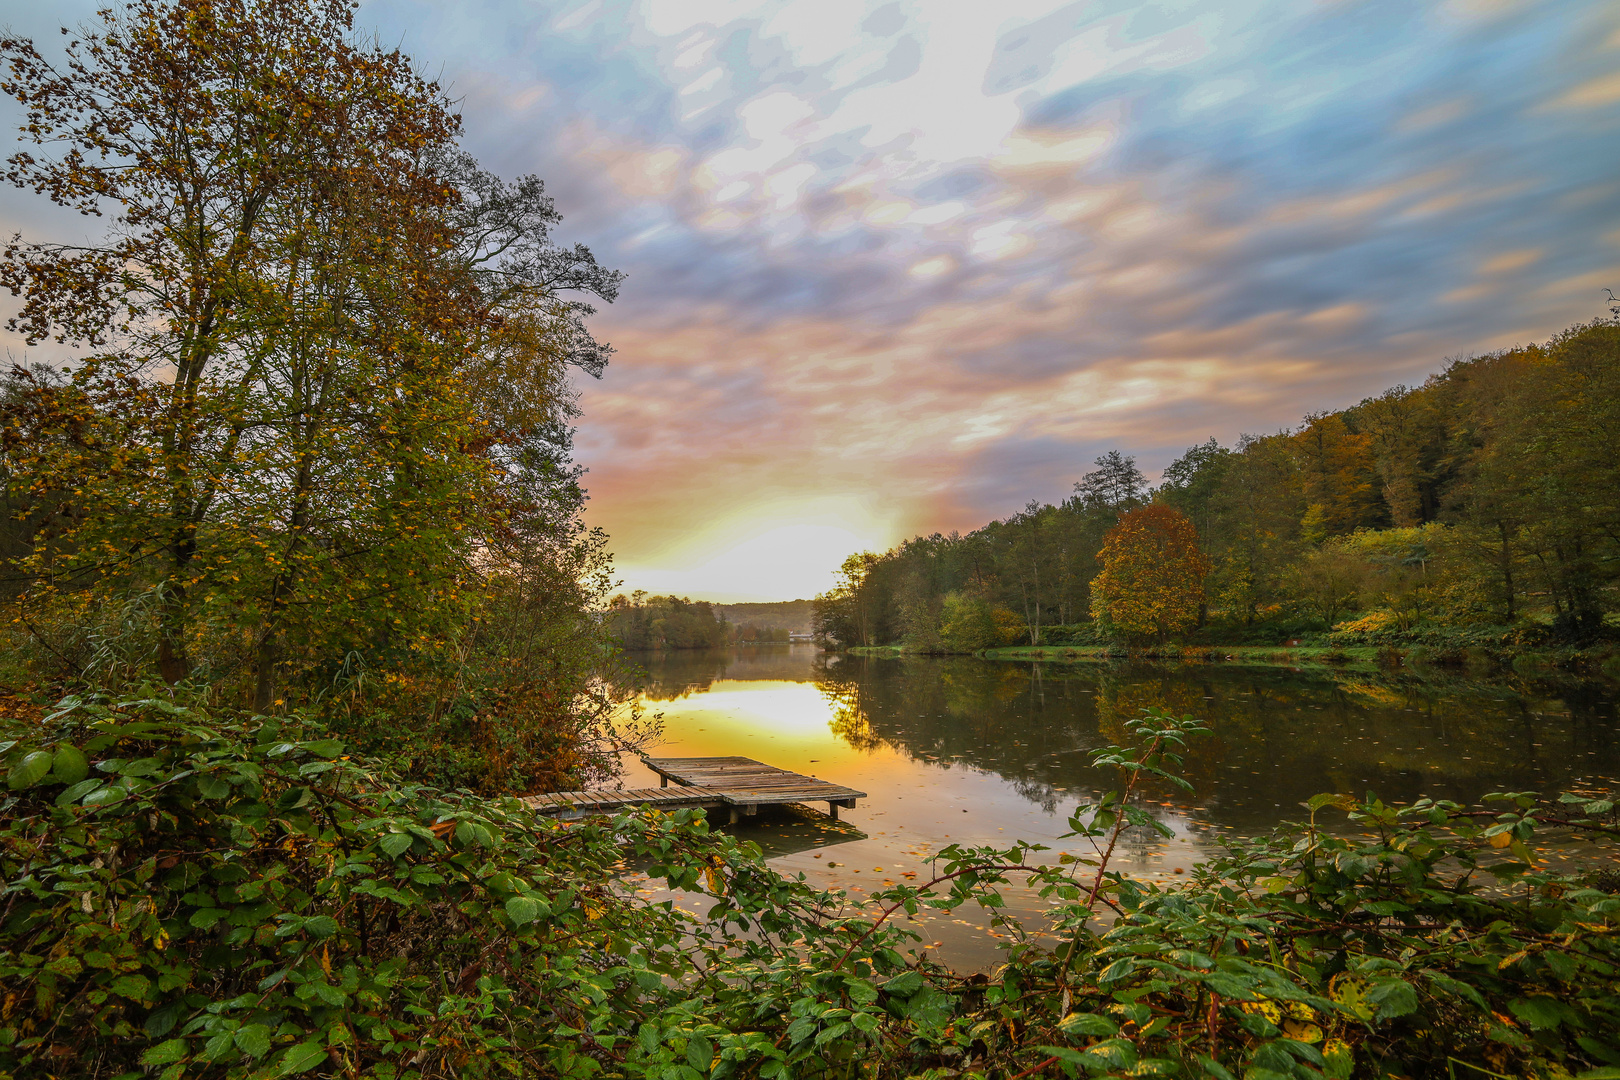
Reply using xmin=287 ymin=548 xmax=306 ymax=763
xmin=714 ymin=599 xmax=814 ymax=633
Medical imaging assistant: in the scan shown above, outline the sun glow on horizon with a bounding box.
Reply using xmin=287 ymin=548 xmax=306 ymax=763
xmin=612 ymin=518 xmax=889 ymax=603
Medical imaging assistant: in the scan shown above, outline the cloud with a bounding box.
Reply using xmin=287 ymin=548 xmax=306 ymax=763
xmin=4 ymin=0 xmax=1616 ymax=599
xmin=1549 ymin=72 xmax=1620 ymax=110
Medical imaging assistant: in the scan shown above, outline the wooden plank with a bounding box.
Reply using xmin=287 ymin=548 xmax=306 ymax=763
xmin=527 ymin=757 xmax=864 ymax=819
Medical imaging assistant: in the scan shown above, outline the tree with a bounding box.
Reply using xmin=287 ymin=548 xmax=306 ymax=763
xmin=938 ymin=591 xmax=996 ymax=652
xmin=1284 ymin=543 xmax=1363 ymax=628
xmin=0 ymin=0 xmax=618 ymax=704
xmin=1090 ymin=505 xmax=1212 ymax=642
xmin=1073 ymin=450 xmax=1147 ymax=514
xmin=1156 ymin=437 xmax=1231 ymax=542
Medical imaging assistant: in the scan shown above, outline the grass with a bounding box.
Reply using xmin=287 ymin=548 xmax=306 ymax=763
xmin=979 ymin=643 xmax=1384 ymax=668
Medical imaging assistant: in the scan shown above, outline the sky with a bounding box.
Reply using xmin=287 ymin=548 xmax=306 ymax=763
xmin=4 ymin=1 xmax=1620 ymax=602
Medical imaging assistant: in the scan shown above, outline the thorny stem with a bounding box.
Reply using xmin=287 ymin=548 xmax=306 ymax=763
xmin=1006 ymin=1054 xmax=1061 ymax=1080
xmin=1058 ymin=731 xmax=1166 ymax=986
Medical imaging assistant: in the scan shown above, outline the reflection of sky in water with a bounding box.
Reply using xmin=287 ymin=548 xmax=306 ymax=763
xmin=621 ymin=657 xmax=1230 ymax=970
xmin=618 ymin=646 xmax=1620 ymax=970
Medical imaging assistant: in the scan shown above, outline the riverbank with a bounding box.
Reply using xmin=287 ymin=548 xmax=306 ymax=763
xmin=845 ymin=641 xmax=1620 ymax=676
xmin=846 ymin=642 xmax=1383 ymax=670
xmin=983 ymin=643 xmax=1383 ymax=668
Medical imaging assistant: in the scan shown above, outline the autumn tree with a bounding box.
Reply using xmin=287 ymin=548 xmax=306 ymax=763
xmin=1090 ymin=504 xmax=1212 ymax=642
xmin=0 ymin=0 xmax=619 ymax=705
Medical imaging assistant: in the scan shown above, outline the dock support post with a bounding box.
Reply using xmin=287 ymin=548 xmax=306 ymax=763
xmin=660 ymin=775 xmax=668 ymax=788
xmin=827 ymin=802 xmax=839 ymax=821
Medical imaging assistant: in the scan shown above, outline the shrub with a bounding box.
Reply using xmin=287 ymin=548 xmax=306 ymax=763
xmin=6 ymin=698 xmax=1620 ymax=1080
xmin=0 ymin=695 xmax=800 ymax=1079
xmin=938 ymin=593 xmax=997 ymax=652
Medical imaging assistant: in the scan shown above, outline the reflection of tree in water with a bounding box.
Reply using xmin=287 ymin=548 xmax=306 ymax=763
xmin=815 ymin=655 xmax=1102 ymax=816
xmin=611 ymin=646 xmax=825 ymax=702
xmin=813 ymin=654 xmax=1620 ymax=833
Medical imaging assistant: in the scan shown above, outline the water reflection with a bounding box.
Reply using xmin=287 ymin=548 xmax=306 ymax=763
xmin=814 ymin=655 xmax=1620 ymax=831
xmin=617 ymin=645 xmax=1620 ymax=969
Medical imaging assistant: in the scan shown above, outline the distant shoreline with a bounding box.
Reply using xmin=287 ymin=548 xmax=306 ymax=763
xmin=842 ymin=642 xmax=1620 ymax=677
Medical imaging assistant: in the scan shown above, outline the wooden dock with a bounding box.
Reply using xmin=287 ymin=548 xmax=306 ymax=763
xmin=521 ymin=756 xmax=866 ymax=823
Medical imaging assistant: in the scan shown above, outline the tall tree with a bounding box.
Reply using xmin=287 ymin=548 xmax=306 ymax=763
xmin=0 ymin=0 xmax=617 ymax=700
xmin=1073 ymin=450 xmax=1147 ymax=514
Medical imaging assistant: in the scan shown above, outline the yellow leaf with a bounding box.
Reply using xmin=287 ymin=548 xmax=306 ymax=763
xmin=1282 ymin=1018 xmax=1323 ymax=1043
xmin=1330 ymin=975 xmax=1376 ymax=1022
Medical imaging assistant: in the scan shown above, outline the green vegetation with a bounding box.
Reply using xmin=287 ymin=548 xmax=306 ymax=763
xmin=814 ymin=325 xmax=1620 ymax=664
xmin=8 ymin=697 xmax=1620 ymax=1080
xmin=604 ymin=595 xmax=811 ymax=648
xmin=0 ymin=0 xmax=626 ymax=790
xmin=978 ymin=645 xmax=1382 ymax=670
xmin=605 ymin=594 xmax=734 ymax=650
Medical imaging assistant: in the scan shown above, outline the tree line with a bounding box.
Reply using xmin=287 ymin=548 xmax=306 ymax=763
xmin=815 ymin=315 xmax=1620 ymax=652
xmin=605 ymin=592 xmax=794 ymax=649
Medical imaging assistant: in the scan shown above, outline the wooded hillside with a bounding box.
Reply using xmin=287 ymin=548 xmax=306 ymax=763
xmin=815 ymin=316 xmax=1620 ymax=653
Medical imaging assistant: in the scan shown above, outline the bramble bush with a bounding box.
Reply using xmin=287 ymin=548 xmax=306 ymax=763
xmin=4 ymin=699 xmax=1620 ymax=1080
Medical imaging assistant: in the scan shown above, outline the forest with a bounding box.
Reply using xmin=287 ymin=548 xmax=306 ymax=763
xmin=814 ymin=318 xmax=1620 ymax=657
xmin=603 ymin=594 xmax=808 ymax=649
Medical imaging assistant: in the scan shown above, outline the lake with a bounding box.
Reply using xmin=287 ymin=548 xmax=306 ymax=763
xmin=614 ymin=645 xmax=1620 ymax=969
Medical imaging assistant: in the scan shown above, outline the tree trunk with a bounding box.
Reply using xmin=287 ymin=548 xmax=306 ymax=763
xmin=254 ymin=632 xmax=278 ymax=711
xmin=1497 ymin=520 xmax=1516 ymax=622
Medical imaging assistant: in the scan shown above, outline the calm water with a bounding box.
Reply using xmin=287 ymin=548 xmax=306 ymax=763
xmin=615 ymin=646 xmax=1620 ymax=969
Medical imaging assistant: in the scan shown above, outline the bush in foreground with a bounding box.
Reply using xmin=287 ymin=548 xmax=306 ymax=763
xmin=3 ymin=699 xmax=1620 ymax=1079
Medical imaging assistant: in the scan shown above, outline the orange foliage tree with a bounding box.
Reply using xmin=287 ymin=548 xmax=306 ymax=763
xmin=1090 ymin=504 xmax=1213 ymax=642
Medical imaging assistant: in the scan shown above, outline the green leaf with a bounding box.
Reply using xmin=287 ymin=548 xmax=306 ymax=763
xmin=82 ymin=784 xmax=128 ymax=807
xmin=1098 ymin=957 xmax=1137 ymax=983
xmin=141 ymin=1039 xmax=189 ymax=1066
xmin=1199 ymin=973 xmax=1257 ymax=1000
xmin=1366 ymin=979 xmax=1418 ymax=1019
xmin=1575 ymin=1070 xmax=1620 ymax=1080
xmin=379 ymin=833 xmax=413 ymax=858
xmin=144 ymin=1002 xmax=181 ymax=1038
xmin=189 ymin=908 xmax=228 ymax=929
xmin=111 ymin=974 xmax=154 ymax=1002
xmin=883 ymin=971 xmax=923 ymax=997
xmin=506 ymin=896 xmax=542 ymax=926
xmin=197 ymin=775 xmax=231 ymax=800
xmin=8 ymin=750 xmax=53 ymax=789
xmin=235 ymin=1025 xmax=272 ymax=1059
xmin=51 ymin=744 xmax=89 ymax=785
xmin=686 ymin=1034 xmax=713 ymax=1072
xmin=300 ymin=739 xmax=345 ymax=758
xmin=276 ymin=1041 xmax=328 ymax=1075
xmin=202 ymin=1032 xmax=236 ymax=1062
xmin=1058 ymin=1012 xmax=1119 ymax=1039
xmin=1509 ymin=995 xmax=1567 ymax=1030
xmin=57 ymin=778 xmax=104 ymax=806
